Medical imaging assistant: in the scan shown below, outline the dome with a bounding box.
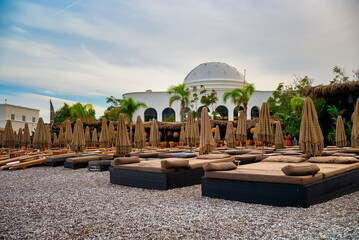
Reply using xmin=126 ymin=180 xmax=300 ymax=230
xmin=184 ymin=62 xmax=245 ymax=91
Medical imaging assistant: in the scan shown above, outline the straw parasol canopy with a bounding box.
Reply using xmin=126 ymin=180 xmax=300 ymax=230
xmin=4 ymin=120 xmax=15 ymax=148
xmin=84 ymin=126 xmax=91 ymax=147
xmin=275 ymin=122 xmax=284 ymax=149
xmin=0 ymin=132 xmax=3 ymax=147
xmin=99 ymin=118 xmax=110 ymax=148
xmin=108 ymin=121 xmax=115 ymax=147
xmin=149 ymin=120 xmax=160 ymax=147
xmin=71 ymin=119 xmax=86 ymax=153
xmin=236 ymin=110 xmax=247 ymax=142
xmin=186 ymin=111 xmax=196 ymax=150
xmin=299 ymin=97 xmax=324 ymax=157
xmin=52 ymin=132 xmax=59 ymax=147
xmin=225 ymin=121 xmax=236 ymax=148
xmin=258 ymin=102 xmax=273 ymax=145
xmin=33 ymin=117 xmax=49 ymax=150
xmin=64 ymin=119 xmax=73 ymax=146
xmin=45 ymin=125 xmax=52 ymax=148
xmin=336 ymin=116 xmax=346 ymax=148
xmin=116 ymin=113 xmax=132 ymax=156
xmin=134 ymin=115 xmax=146 ymax=149
xmin=16 ymin=128 xmax=23 ymax=147
xmin=253 ymin=123 xmax=260 ymax=142
xmin=92 ymin=128 xmax=98 ymax=146
xmin=179 ymin=125 xmax=186 ymax=143
xmin=351 ymin=98 xmax=359 ymax=148
xmin=214 ymin=125 xmax=221 ymax=144
xmin=194 ymin=119 xmax=200 ymax=145
xmin=58 ymin=126 xmax=64 ymax=147
xmin=199 ymin=107 xmax=216 ymax=155
xmin=23 ymin=123 xmax=31 ymax=147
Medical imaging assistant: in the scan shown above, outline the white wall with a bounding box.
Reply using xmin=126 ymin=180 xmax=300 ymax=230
xmin=0 ymin=104 xmax=39 ymax=134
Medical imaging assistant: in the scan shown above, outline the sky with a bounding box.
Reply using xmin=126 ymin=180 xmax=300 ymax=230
xmin=0 ymin=0 xmax=358 ymax=122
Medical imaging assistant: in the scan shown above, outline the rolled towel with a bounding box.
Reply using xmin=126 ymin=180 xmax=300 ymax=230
xmin=203 ymin=162 xmax=237 ymax=172
xmin=112 ymin=156 xmax=140 ymax=166
xmin=281 ymin=164 xmax=320 ymax=176
xmin=161 ymin=159 xmax=189 ymax=169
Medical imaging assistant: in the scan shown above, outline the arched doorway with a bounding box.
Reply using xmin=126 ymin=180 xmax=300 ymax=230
xmin=251 ymin=106 xmax=260 ymax=119
xmin=162 ymin=108 xmax=175 ymax=121
xmin=233 ymin=106 xmax=244 ymax=120
xmin=216 ymin=105 xmax=229 ymax=121
xmin=144 ymin=108 xmax=157 ymax=122
xmin=197 ymin=106 xmax=210 ymax=117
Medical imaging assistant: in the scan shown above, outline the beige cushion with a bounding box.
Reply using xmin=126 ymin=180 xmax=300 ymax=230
xmin=66 ymin=155 xmax=100 ymax=164
xmin=234 ymin=154 xmax=257 ymax=161
xmin=262 ymin=156 xmax=306 ymax=163
xmin=339 ymin=148 xmax=359 ymax=153
xmin=203 ymin=162 xmax=237 ymax=172
xmin=196 ymin=153 xmax=230 ymax=159
xmin=161 ymin=159 xmax=190 ymax=169
xmin=100 ymin=154 xmax=113 ymax=160
xmin=281 ymin=164 xmax=320 ymax=176
xmin=112 ymin=156 xmax=140 ymax=165
xmin=332 ymin=153 xmax=357 ymax=157
xmin=308 ymin=156 xmax=359 ymax=164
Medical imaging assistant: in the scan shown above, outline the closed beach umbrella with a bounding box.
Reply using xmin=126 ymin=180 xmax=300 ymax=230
xmin=71 ymin=119 xmax=86 ymax=153
xmin=33 ymin=117 xmax=48 ymax=150
xmin=108 ymin=121 xmax=115 ymax=147
xmin=336 ymin=116 xmax=346 ymax=148
xmin=116 ymin=113 xmax=131 ymax=156
xmin=45 ymin=126 xmax=52 ymax=148
xmin=194 ymin=119 xmax=200 ymax=145
xmin=236 ymin=110 xmax=247 ymax=150
xmin=299 ymin=97 xmax=324 ymax=157
xmin=149 ymin=120 xmax=160 ymax=147
xmin=13 ymin=131 xmax=18 ymax=147
xmin=186 ymin=111 xmax=196 ymax=151
xmin=199 ymin=107 xmax=216 ymax=155
xmin=225 ymin=122 xmax=236 ymax=148
xmin=84 ymin=126 xmax=91 ymax=147
xmin=258 ymin=102 xmax=273 ymax=145
xmin=92 ymin=128 xmax=98 ymax=146
xmin=253 ymin=123 xmax=260 ymax=144
xmin=99 ymin=118 xmax=110 ymax=148
xmin=179 ymin=125 xmax=186 ymax=144
xmin=4 ymin=120 xmax=15 ymax=148
xmin=58 ymin=126 xmax=64 ymax=147
xmin=23 ymin=123 xmax=31 ymax=147
xmin=0 ymin=132 xmax=3 ymax=147
xmin=64 ymin=119 xmax=73 ymax=147
xmin=17 ymin=128 xmax=23 ymax=148
xmin=134 ymin=115 xmax=146 ymax=150
xmin=275 ymin=122 xmax=284 ymax=149
xmin=214 ymin=125 xmax=221 ymax=145
xmin=351 ymin=98 xmax=359 ymax=148
xmin=52 ymin=132 xmax=58 ymax=147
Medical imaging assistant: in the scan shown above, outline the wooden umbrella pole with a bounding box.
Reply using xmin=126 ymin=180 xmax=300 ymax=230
xmin=262 ymin=144 xmax=264 ymax=156
xmin=240 ymin=141 xmax=242 ymax=151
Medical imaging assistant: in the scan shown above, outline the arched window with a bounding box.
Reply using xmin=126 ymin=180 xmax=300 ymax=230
xmin=216 ymin=105 xmax=229 ymax=121
xmin=197 ymin=106 xmax=210 ymax=117
xmin=162 ymin=108 xmax=175 ymax=121
xmin=144 ymin=108 xmax=157 ymax=122
xmin=251 ymin=106 xmax=260 ymax=119
xmin=233 ymin=106 xmax=244 ymax=120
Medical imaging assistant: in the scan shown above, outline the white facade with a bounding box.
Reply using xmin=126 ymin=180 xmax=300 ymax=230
xmin=123 ymin=62 xmax=273 ymax=122
xmin=0 ymin=104 xmax=39 ymax=134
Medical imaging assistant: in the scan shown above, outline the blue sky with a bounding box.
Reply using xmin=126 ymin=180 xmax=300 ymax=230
xmin=0 ymin=0 xmax=358 ymax=122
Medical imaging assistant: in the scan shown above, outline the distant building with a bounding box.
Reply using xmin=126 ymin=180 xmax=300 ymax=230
xmin=0 ymin=104 xmax=39 ymax=134
xmin=124 ymin=62 xmax=273 ymax=122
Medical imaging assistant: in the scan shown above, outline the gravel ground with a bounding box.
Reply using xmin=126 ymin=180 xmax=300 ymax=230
xmin=0 ymin=166 xmax=358 ymax=239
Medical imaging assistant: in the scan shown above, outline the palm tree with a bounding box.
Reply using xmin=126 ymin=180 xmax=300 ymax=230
xmin=118 ymin=97 xmax=147 ymax=142
xmin=168 ymin=83 xmax=190 ymax=122
xmin=70 ymin=103 xmax=96 ymax=122
xmin=223 ymin=84 xmax=255 ymax=119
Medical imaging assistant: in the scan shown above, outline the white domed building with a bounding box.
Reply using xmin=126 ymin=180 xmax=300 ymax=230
xmin=123 ymin=62 xmax=273 ymax=122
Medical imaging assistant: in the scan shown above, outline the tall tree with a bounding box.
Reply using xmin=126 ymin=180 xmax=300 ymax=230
xmin=104 ymin=96 xmax=122 ymax=121
xmin=118 ymin=97 xmax=147 ymax=142
xmin=223 ymin=83 xmax=255 ymax=119
xmin=168 ymin=83 xmax=190 ymax=122
xmin=54 ymin=103 xmax=71 ymax=123
xmin=70 ymin=103 xmax=96 ymax=122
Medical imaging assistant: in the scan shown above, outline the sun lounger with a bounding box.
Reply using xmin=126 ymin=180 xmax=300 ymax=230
xmin=110 ymin=155 xmax=235 ymax=190
xmin=202 ymin=161 xmax=359 ymax=207
xmin=45 ymin=154 xmax=79 ymax=167
xmin=64 ymin=154 xmax=113 ymax=169
xmin=88 ymin=160 xmax=113 ymax=172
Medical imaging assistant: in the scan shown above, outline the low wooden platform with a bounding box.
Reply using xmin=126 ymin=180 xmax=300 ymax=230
xmin=110 ymin=167 xmax=204 ymax=190
xmin=64 ymin=162 xmax=89 ymax=169
xmin=201 ymin=168 xmax=359 ymax=208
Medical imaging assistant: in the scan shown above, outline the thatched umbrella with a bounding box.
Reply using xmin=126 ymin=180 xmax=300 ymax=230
xmin=134 ymin=115 xmax=146 ymax=151
xmin=108 ymin=121 xmax=115 ymax=147
xmin=258 ymin=102 xmax=273 ymax=154
xmin=199 ymin=107 xmax=216 ymax=155
xmin=0 ymin=132 xmax=3 ymax=147
xmin=186 ymin=111 xmax=196 ymax=152
xmin=92 ymin=128 xmax=98 ymax=147
xmin=179 ymin=125 xmax=186 ymax=144
xmin=253 ymin=123 xmax=260 ymax=146
xmin=351 ymin=98 xmax=359 ymax=148
xmin=84 ymin=126 xmax=91 ymax=147
xmin=58 ymin=126 xmax=64 ymax=148
xmin=99 ymin=118 xmax=110 ymax=148
xmin=13 ymin=131 xmax=18 ymax=147
xmin=194 ymin=119 xmax=200 ymax=146
xmin=71 ymin=119 xmax=86 ymax=153
xmin=64 ymin=119 xmax=72 ymax=147
xmin=335 ymin=116 xmax=346 ymax=148
xmin=225 ymin=122 xmax=236 ymax=148
xmin=52 ymin=132 xmax=59 ymax=147
xmin=45 ymin=126 xmax=52 ymax=148
xmin=236 ymin=110 xmax=247 ymax=150
xmin=214 ymin=125 xmax=221 ymax=145
xmin=33 ymin=117 xmax=49 ymax=150
xmin=4 ymin=120 xmax=15 ymax=148
xmin=299 ymin=97 xmax=324 ymax=157
xmin=116 ymin=113 xmax=132 ymax=156
xmin=275 ymin=122 xmax=284 ymax=149
xmin=16 ymin=128 xmax=23 ymax=148
xmin=23 ymin=123 xmax=31 ymax=148
xmin=149 ymin=120 xmax=160 ymax=147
